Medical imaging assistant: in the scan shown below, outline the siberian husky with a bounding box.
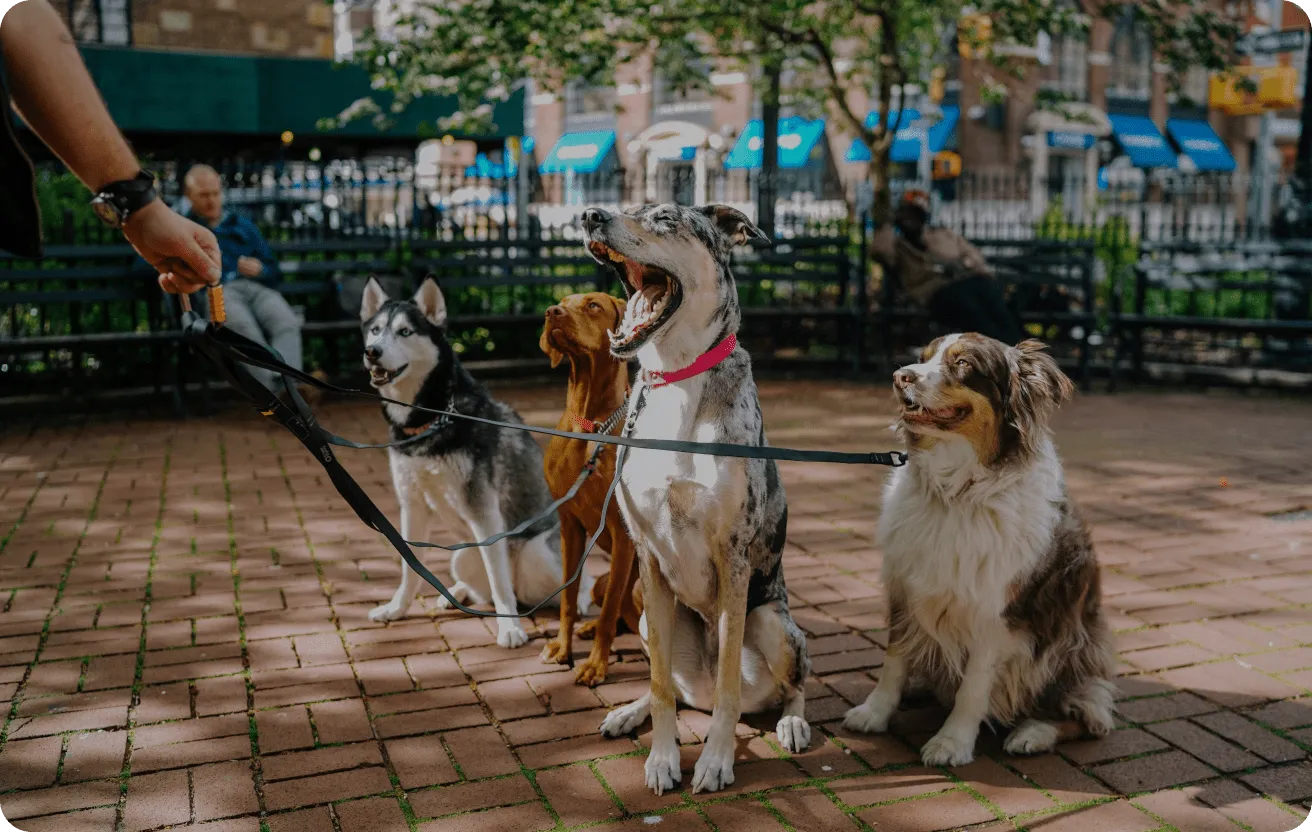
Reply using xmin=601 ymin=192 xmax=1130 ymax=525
xmin=359 ymin=277 xmax=592 ymax=647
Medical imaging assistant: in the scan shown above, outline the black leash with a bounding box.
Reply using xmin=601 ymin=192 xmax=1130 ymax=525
xmin=184 ymin=311 xmax=636 ymax=618
xmin=186 ymin=319 xmax=908 ymax=468
xmin=179 ymin=309 xmax=907 ymax=620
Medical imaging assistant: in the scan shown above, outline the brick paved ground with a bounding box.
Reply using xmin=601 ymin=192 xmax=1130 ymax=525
xmin=2 ymin=382 xmax=1311 ymax=832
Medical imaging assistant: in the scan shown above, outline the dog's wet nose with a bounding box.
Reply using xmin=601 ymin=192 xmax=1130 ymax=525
xmin=581 ymin=208 xmax=609 ymax=232
xmin=365 ymin=345 xmax=382 ymax=362
xmin=547 ymin=305 xmax=566 ymax=318
xmin=893 ymin=368 xmax=918 ymax=389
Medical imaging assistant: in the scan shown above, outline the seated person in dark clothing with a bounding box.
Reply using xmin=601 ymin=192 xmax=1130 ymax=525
xmin=182 ymin=164 xmax=323 ymax=395
xmin=870 ymin=190 xmax=1024 ymax=345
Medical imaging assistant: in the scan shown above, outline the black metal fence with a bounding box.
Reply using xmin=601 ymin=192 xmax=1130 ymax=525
xmin=7 ymin=158 xmax=1312 ymax=410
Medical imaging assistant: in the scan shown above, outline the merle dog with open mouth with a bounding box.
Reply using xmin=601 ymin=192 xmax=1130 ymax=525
xmin=582 ymin=204 xmax=813 ymax=796
xmin=358 ymin=277 xmax=590 ymax=647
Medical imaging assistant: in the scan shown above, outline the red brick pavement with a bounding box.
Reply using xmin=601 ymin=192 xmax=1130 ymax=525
xmin=1 ymin=382 xmax=1311 ymax=831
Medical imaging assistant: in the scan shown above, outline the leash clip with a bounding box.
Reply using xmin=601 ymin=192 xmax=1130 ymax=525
xmin=891 ymin=451 xmax=908 ymax=467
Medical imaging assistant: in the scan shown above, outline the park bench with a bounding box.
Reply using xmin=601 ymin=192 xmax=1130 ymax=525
xmin=875 ymin=238 xmax=1097 ymax=387
xmin=730 ymin=235 xmax=861 ymax=370
xmin=269 ymin=236 xmax=399 ymax=377
xmin=1111 ymin=239 xmax=1312 ymax=386
xmin=0 ymin=244 xmax=183 ymax=408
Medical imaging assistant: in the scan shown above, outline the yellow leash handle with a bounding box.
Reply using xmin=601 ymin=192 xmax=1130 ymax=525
xmin=177 ymin=284 xmax=226 ymax=325
xmin=207 ymin=285 xmax=226 ymax=324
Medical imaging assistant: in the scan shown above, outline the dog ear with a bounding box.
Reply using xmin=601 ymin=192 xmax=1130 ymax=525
xmin=610 ymin=294 xmax=626 ymax=329
xmin=1006 ymin=340 xmax=1073 ymax=449
xmin=539 ymin=326 xmax=564 ymax=369
xmin=360 ymin=275 xmax=388 ymax=322
xmin=699 ymin=204 xmax=770 ymax=246
xmin=413 ymin=276 xmax=448 ymax=328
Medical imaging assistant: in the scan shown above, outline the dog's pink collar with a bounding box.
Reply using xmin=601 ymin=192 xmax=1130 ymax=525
xmin=643 ymin=334 xmax=737 ymax=389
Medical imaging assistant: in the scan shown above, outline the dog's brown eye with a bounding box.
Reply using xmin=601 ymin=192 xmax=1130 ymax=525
xmin=956 ymin=359 xmax=971 ymax=370
xmin=589 ymin=302 xmax=602 ymax=312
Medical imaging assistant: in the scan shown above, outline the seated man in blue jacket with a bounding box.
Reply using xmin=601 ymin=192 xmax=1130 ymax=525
xmin=183 ymin=164 xmax=312 ymax=393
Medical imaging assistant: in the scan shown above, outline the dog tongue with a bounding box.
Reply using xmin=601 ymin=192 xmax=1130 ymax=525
xmin=624 ymin=259 xmax=644 ymax=290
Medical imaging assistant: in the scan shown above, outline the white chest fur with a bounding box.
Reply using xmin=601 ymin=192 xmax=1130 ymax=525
xmin=879 ymin=438 xmax=1064 ymax=622
xmin=388 ymin=448 xmax=478 ymax=535
xmin=618 ymin=380 xmax=734 ymax=612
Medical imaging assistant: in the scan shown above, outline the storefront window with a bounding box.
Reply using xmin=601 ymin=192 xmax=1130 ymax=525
xmin=1108 ymin=11 xmax=1152 ymax=100
xmin=565 ymin=82 xmax=616 ymax=117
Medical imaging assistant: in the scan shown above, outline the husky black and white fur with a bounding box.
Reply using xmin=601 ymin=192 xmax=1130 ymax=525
xmin=582 ymin=205 xmax=811 ymax=796
xmin=844 ymin=333 xmax=1116 ymax=767
xmin=359 ymin=277 xmax=592 ymax=647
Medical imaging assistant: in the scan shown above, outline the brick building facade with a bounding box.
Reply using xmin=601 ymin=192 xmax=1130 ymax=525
xmin=56 ymin=0 xmax=334 ymax=57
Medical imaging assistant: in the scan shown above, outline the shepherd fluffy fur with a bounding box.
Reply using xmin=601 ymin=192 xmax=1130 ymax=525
xmin=844 ymin=333 xmax=1116 ymax=767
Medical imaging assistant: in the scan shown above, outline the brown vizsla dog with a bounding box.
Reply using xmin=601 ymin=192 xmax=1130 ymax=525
xmin=539 ymin=292 xmax=642 ymax=685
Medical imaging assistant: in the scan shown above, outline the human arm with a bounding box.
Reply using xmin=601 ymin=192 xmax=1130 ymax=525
xmin=954 ymin=233 xmax=994 ymax=278
xmin=0 ymin=0 xmax=219 ymax=292
xmin=868 ymin=224 xmax=897 ymax=267
xmin=238 ymin=219 xmax=282 ymax=282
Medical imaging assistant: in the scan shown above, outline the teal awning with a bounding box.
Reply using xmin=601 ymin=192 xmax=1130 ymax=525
xmin=723 ymin=117 xmax=825 ymax=170
xmin=74 ymin=45 xmax=523 ymax=140
xmin=538 ymin=131 xmax=616 ymax=174
xmin=845 ymin=107 xmax=959 ymax=164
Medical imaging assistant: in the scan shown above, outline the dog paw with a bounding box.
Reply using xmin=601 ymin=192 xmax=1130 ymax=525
xmin=921 ymin=731 xmax=976 ymax=768
xmin=575 ymin=620 xmax=598 ymax=641
xmin=600 ymin=700 xmax=650 ymax=738
xmin=368 ymin=599 xmax=410 ymax=623
xmin=433 ymin=582 xmax=473 ymax=611
xmin=574 ymin=654 xmax=609 ymax=686
xmin=539 ymin=637 xmax=571 ymax=665
xmin=1003 ymin=720 xmax=1059 ymax=756
xmin=691 ymin=744 xmax=735 ymax=794
xmin=645 ymin=744 xmax=682 ymax=796
xmin=497 ymin=621 xmax=529 ymax=649
xmin=843 ymin=697 xmax=896 ymax=734
xmin=776 ymin=715 xmax=812 ymax=753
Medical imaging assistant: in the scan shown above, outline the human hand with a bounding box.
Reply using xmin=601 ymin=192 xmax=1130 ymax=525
xmin=122 ymin=200 xmax=222 ymax=294
xmin=237 ymin=256 xmax=264 ymax=278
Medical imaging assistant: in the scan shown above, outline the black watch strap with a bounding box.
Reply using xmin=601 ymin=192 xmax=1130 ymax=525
xmin=91 ymin=170 xmax=158 ymax=228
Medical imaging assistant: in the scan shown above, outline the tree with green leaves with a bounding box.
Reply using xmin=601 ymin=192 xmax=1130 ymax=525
xmin=334 ymin=0 xmax=1241 ymax=223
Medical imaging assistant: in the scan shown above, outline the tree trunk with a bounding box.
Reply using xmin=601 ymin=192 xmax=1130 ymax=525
xmin=757 ymin=62 xmax=781 ymax=239
xmin=868 ymin=149 xmax=893 ymax=225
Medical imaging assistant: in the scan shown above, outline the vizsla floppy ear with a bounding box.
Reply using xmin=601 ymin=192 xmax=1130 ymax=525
xmin=539 ymin=326 xmax=564 ymax=369
xmin=610 ymin=295 xmax=627 ymax=332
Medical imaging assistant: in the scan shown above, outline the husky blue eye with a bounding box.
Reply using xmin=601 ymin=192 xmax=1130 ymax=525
xmin=398 ymin=328 xmax=413 ymax=337
xmin=370 ymin=326 xmax=381 ymax=335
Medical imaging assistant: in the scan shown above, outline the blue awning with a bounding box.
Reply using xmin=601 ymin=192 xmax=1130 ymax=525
xmin=1108 ymin=115 xmax=1177 ymax=169
xmin=465 ymin=152 xmax=511 ymax=179
xmin=1166 ymin=118 xmax=1236 ymax=172
xmin=1048 ymin=131 xmax=1096 ymax=150
xmin=927 ymin=105 xmax=960 ymax=154
xmin=724 ymin=116 xmax=826 ymax=170
xmin=844 ymin=107 xmax=958 ymax=164
xmin=538 ymin=130 xmax=616 ymax=174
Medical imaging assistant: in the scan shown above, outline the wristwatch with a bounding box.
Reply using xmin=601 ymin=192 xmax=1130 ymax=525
xmin=90 ymin=170 xmax=158 ymax=229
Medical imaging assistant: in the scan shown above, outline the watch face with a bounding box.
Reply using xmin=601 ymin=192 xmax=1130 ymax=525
xmin=91 ymin=197 xmax=124 ymax=229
